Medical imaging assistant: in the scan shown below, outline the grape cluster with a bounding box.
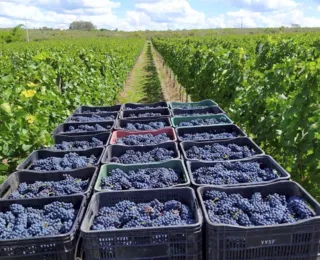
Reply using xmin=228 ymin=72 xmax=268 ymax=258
xmin=180 ymin=132 xmax=237 ymax=141
xmin=67 ymin=124 xmax=108 ymax=133
xmin=68 ymin=114 xmax=115 ymax=122
xmin=174 ymin=105 xmax=209 ymax=109
xmin=116 ymin=133 xmax=170 ymax=145
xmin=91 ymin=199 xmax=195 ymax=230
xmin=185 ymin=143 xmax=257 ymax=161
xmin=50 ymin=138 xmax=103 ymax=150
xmin=100 ymin=167 xmax=183 ymax=190
xmin=124 ymin=121 xmax=167 ymax=131
xmin=193 ymin=161 xmax=279 ymax=185
xmin=127 ymin=113 xmax=163 ymax=118
xmin=178 ymin=118 xmax=229 ymax=127
xmin=111 ymin=148 xmax=175 ymax=164
xmin=125 ymin=106 xmax=165 ymax=110
xmin=203 ymin=190 xmax=315 ymax=226
xmin=29 ymin=153 xmax=97 ymax=171
xmin=82 ymin=109 xmax=117 ymax=114
xmin=0 ymin=202 xmax=76 ymax=239
xmin=176 ymin=112 xmax=215 ymax=117
xmin=8 ymin=175 xmax=89 ymax=199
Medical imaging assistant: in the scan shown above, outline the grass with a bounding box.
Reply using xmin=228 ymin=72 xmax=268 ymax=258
xmin=119 ymin=41 xmax=164 ymax=104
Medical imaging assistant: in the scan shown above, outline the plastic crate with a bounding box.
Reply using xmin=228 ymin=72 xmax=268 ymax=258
xmin=186 ymin=155 xmax=291 ymax=188
xmin=65 ymin=112 xmax=118 ymax=123
xmin=52 ymin=121 xmax=114 ymax=136
xmin=115 ymin=117 xmax=172 ymax=131
xmin=197 ymin=181 xmax=320 ymax=260
xmin=172 ymin=106 xmax=225 ymax=117
xmin=0 ymin=194 xmax=86 ymax=259
xmin=80 ymin=188 xmax=203 ymax=260
xmin=109 ymin=128 xmax=177 ymax=145
xmin=120 ymin=108 xmax=171 ymax=119
xmin=122 ymin=101 xmax=168 ymax=111
xmin=180 ymin=137 xmax=264 ymax=162
xmin=47 ymin=133 xmax=110 ymax=150
xmin=101 ymin=142 xmax=180 ymax=164
xmin=16 ymin=147 xmax=105 ymax=172
xmin=171 ymin=114 xmax=233 ymax=128
xmin=176 ymin=124 xmax=247 ymax=142
xmin=169 ymin=99 xmax=217 ymax=109
xmin=73 ymin=105 xmax=121 ymax=114
xmin=0 ymin=167 xmax=98 ymax=200
xmin=94 ymin=159 xmax=190 ymax=192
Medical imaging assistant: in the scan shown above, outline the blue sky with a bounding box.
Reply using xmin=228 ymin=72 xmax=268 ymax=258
xmin=1 ymin=0 xmax=320 ymax=30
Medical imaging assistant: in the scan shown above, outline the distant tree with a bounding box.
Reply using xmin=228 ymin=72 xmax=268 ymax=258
xmin=69 ymin=21 xmax=96 ymax=31
xmin=0 ymin=24 xmax=25 ymax=43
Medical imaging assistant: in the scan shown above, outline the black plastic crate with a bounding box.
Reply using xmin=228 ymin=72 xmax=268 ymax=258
xmin=186 ymin=155 xmax=291 ymax=188
xmin=0 ymin=167 xmax=98 ymax=200
xmin=180 ymin=137 xmax=264 ymax=162
xmin=120 ymin=108 xmax=171 ymax=119
xmin=73 ymin=105 xmax=121 ymax=114
xmin=172 ymin=106 xmax=225 ymax=117
xmin=80 ymin=188 xmax=203 ymax=260
xmin=50 ymin=133 xmax=110 ymax=150
xmin=52 ymin=121 xmax=114 ymax=136
xmin=16 ymin=147 xmax=104 ymax=172
xmin=115 ymin=117 xmax=172 ymax=131
xmin=197 ymin=181 xmax=320 ymax=260
xmin=0 ymin=194 xmax=85 ymax=259
xmin=65 ymin=112 xmax=118 ymax=123
xmin=176 ymin=124 xmax=247 ymax=142
xmin=102 ymin=142 xmax=180 ymax=164
xmin=122 ymin=101 xmax=168 ymax=111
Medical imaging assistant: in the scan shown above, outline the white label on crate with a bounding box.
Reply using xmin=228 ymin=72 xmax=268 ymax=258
xmin=261 ymin=239 xmax=276 ymax=245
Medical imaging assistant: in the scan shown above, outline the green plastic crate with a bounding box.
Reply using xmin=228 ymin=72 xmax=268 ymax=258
xmin=94 ymin=159 xmax=190 ymax=192
xmin=171 ymin=114 xmax=233 ymax=128
xmin=169 ymin=99 xmax=217 ymax=109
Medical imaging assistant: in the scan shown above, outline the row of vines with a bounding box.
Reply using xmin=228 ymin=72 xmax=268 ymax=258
xmin=153 ymin=34 xmax=320 ymax=199
xmin=0 ymin=38 xmax=144 ymax=178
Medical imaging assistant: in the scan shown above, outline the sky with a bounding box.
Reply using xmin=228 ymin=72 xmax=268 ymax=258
xmin=1 ymin=0 xmax=320 ymax=31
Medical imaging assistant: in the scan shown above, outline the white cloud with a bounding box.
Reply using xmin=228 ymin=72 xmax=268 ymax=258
xmin=228 ymin=0 xmax=298 ymax=12
xmin=0 ymin=0 xmax=319 ymax=30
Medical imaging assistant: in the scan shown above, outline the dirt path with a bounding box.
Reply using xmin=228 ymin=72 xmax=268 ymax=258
xmin=119 ymin=40 xmax=187 ymax=103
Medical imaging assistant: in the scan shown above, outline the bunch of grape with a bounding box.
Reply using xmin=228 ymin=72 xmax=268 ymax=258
xmin=127 ymin=113 xmax=163 ymax=118
xmin=111 ymin=148 xmax=175 ymax=164
xmin=68 ymin=114 xmax=115 ymax=122
xmin=180 ymin=131 xmax=238 ymax=141
xmin=176 ymin=112 xmax=215 ymax=117
xmin=178 ymin=118 xmax=229 ymax=127
xmin=8 ymin=175 xmax=89 ymax=199
xmin=124 ymin=121 xmax=167 ymax=131
xmin=0 ymin=202 xmax=76 ymax=239
xmin=30 ymin=153 xmax=97 ymax=171
xmin=193 ymin=161 xmax=279 ymax=185
xmin=116 ymin=133 xmax=171 ymax=145
xmin=91 ymin=199 xmax=195 ymax=230
xmin=82 ymin=108 xmax=118 ymax=114
xmin=50 ymin=138 xmax=103 ymax=150
xmin=203 ymin=190 xmax=315 ymax=226
xmin=67 ymin=124 xmax=108 ymax=133
xmin=125 ymin=106 xmax=165 ymax=110
xmin=185 ymin=143 xmax=257 ymax=161
xmin=174 ymin=104 xmax=210 ymax=109
xmin=100 ymin=167 xmax=183 ymax=190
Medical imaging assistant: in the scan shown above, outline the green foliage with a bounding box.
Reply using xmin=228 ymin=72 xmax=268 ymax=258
xmin=153 ymin=34 xmax=320 ymax=200
xmin=69 ymin=21 xmax=96 ymax=31
xmin=0 ymin=24 xmax=25 ymax=44
xmin=0 ymin=38 xmax=144 ymax=176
